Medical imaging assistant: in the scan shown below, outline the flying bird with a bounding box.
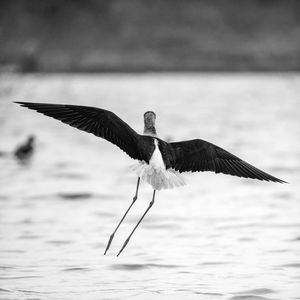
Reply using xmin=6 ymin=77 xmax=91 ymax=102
xmin=15 ymin=102 xmax=286 ymax=256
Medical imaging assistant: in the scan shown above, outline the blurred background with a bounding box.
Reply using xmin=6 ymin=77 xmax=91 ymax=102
xmin=1 ymin=0 xmax=300 ymax=72
xmin=1 ymin=1 xmax=300 ymax=300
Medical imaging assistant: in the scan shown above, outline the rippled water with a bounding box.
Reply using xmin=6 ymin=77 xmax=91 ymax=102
xmin=0 ymin=73 xmax=299 ymax=299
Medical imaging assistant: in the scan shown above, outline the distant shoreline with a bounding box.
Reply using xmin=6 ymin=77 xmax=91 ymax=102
xmin=1 ymin=65 xmax=300 ymax=74
xmin=1 ymin=0 xmax=300 ymax=73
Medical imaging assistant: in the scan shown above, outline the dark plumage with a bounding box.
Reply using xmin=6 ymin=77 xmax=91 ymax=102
xmin=15 ymin=101 xmax=286 ymax=255
xmin=15 ymin=101 xmax=285 ymax=183
xmin=166 ymin=139 xmax=286 ymax=183
xmin=14 ymin=135 xmax=35 ymax=160
xmin=15 ymin=102 xmax=141 ymax=161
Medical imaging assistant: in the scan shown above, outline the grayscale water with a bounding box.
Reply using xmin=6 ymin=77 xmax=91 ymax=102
xmin=0 ymin=73 xmax=299 ymax=299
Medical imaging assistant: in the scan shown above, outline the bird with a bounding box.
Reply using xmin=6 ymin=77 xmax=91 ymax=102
xmin=15 ymin=102 xmax=286 ymax=256
xmin=14 ymin=135 xmax=35 ymax=161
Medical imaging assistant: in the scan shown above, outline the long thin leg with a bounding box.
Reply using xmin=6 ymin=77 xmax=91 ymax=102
xmin=104 ymin=177 xmax=140 ymax=255
xmin=117 ymin=189 xmax=156 ymax=257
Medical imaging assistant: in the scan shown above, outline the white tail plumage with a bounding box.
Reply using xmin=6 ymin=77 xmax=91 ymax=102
xmin=131 ymin=162 xmax=186 ymax=190
xmin=131 ymin=138 xmax=186 ymax=190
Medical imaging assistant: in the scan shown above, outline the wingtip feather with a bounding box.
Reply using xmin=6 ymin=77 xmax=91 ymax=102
xmin=14 ymin=101 xmax=35 ymax=107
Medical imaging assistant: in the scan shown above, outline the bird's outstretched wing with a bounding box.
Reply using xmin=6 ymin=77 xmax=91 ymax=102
xmin=15 ymin=102 xmax=142 ymax=160
xmin=168 ymin=139 xmax=286 ymax=183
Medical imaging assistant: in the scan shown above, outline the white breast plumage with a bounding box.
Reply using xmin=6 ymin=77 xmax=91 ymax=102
xmin=149 ymin=139 xmax=165 ymax=170
xmin=131 ymin=139 xmax=186 ymax=190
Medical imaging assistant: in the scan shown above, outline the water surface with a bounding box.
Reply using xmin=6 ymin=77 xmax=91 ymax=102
xmin=0 ymin=73 xmax=299 ymax=299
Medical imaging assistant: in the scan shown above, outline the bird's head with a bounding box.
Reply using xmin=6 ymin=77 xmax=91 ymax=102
xmin=27 ymin=135 xmax=35 ymax=146
xmin=143 ymin=111 xmax=157 ymax=136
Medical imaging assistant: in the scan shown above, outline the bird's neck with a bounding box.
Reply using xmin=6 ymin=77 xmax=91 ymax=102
xmin=143 ymin=124 xmax=157 ymax=137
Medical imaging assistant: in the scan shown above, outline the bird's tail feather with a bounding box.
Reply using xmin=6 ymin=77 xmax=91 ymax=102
xmin=131 ymin=162 xmax=186 ymax=190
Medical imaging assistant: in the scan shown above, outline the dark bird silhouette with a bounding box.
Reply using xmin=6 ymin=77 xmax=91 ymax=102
xmin=15 ymin=102 xmax=286 ymax=255
xmin=14 ymin=135 xmax=35 ymax=161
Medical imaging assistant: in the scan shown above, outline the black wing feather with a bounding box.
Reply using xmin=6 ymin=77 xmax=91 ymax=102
xmin=15 ymin=102 xmax=142 ymax=161
xmin=168 ymin=139 xmax=286 ymax=183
